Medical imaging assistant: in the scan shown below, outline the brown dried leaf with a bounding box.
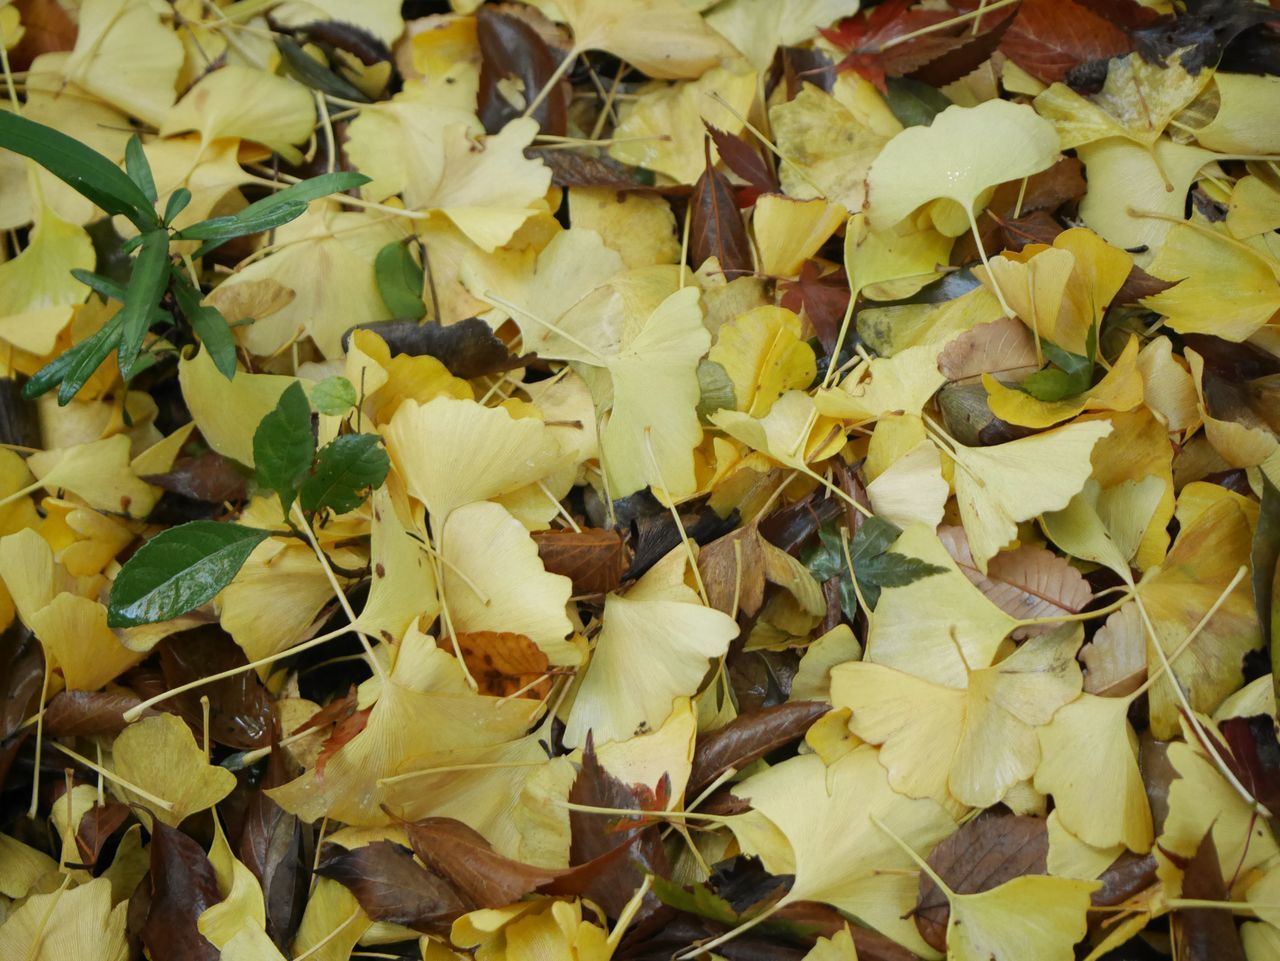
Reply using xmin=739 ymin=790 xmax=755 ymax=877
xmin=315 ymin=840 xmax=469 ymax=934
xmin=315 ymin=706 xmax=371 ymax=777
xmin=937 ymin=317 xmax=1041 ymax=384
xmin=43 ymin=689 xmax=148 ymax=737
xmin=703 ymin=122 xmax=777 ymax=207
xmin=447 ymin=631 xmax=552 ymax=698
xmin=141 ymin=451 xmax=248 ymax=504
xmin=915 ymin=814 xmax=1049 ymax=952
xmin=1081 ymin=602 xmax=1147 ymax=697
xmin=939 ymin=527 xmax=1093 ymax=634
xmin=690 ymin=141 xmax=752 ymax=278
xmin=158 ymin=626 xmax=272 ymax=749
xmin=74 ymin=803 xmax=130 ymax=869
xmin=10 ymin=0 xmax=77 ymax=71
xmin=406 ymin=817 xmax=563 ymax=908
xmin=532 ymin=527 xmax=627 ymax=596
xmin=0 ymin=625 xmax=44 ymax=740
xmin=697 ymin=525 xmax=767 ymax=617
xmin=477 ymin=4 xmax=569 ymax=136
xmin=141 ymin=821 xmax=223 ymax=961
xmin=344 ymin=318 xmax=530 ymax=379
xmin=1001 ymin=0 xmax=1132 ymax=83
xmin=1174 ymin=831 xmax=1246 ymax=961
xmin=688 ymin=701 xmax=829 ymax=796
xmin=238 ymin=744 xmax=305 ymax=948
xmin=527 ymin=148 xmax=666 ymax=190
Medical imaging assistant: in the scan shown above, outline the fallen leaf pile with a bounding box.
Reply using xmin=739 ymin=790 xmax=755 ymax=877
xmin=4 ymin=0 xmax=1280 ymax=959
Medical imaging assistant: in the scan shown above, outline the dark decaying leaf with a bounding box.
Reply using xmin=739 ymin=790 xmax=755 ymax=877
xmin=74 ymin=803 xmax=131 ymax=868
xmin=907 ymin=5 xmax=1017 ymax=88
xmin=526 ymin=148 xmax=660 ymax=190
xmin=688 ymin=702 xmax=829 ymax=796
xmin=142 ymin=450 xmax=249 ymax=504
xmin=290 ymin=18 xmax=391 ymax=67
xmin=0 ymin=377 xmax=40 ymax=448
xmin=703 ymin=122 xmax=778 ymax=207
xmin=1172 ymin=830 xmax=1247 ymax=961
xmin=43 ymin=689 xmax=147 ymax=737
xmin=315 ymin=840 xmax=469 ymax=933
xmin=627 ymin=504 xmax=738 ymax=580
xmin=532 ymin=528 xmax=627 ymax=595
xmin=1111 ymin=263 xmax=1176 ymax=305
xmin=1133 ymin=0 xmax=1280 ymax=74
xmin=1000 ymin=0 xmax=1132 ymax=83
xmin=239 ymin=744 xmax=308 ymax=948
xmin=407 ymin=817 xmax=563 ymax=907
xmin=141 ymin=820 xmax=223 ymax=961
xmin=478 ymin=4 xmax=569 ymax=136
xmin=1092 ymin=851 xmax=1158 ymax=907
xmin=1253 ymin=472 xmax=1280 ymax=691
xmin=0 ymin=625 xmax=43 ymax=740
xmin=915 ymin=814 xmax=1049 ymax=951
xmin=689 ymin=140 xmax=753 ymax=279
xmin=344 ymin=318 xmax=531 ymax=379
xmin=158 ymin=626 xmax=272 ymax=749
xmin=1219 ymin=714 xmax=1280 ymax=818
xmin=778 ymin=262 xmax=851 ymax=354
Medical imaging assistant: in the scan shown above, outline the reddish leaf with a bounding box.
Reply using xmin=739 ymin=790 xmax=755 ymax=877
xmin=703 ymin=122 xmax=778 ymax=208
xmin=1074 ymin=0 xmax=1165 ymax=31
xmin=407 ymin=817 xmax=563 ymax=907
xmin=43 ymin=689 xmax=148 ymax=737
xmin=477 ymin=4 xmax=569 ymax=136
xmin=141 ymin=821 xmax=223 ymax=961
xmin=74 ymin=803 xmax=131 ymax=869
xmin=1219 ymin=714 xmax=1280 ymax=818
xmin=532 ymin=527 xmax=627 ymax=595
xmin=9 ymin=0 xmax=77 ymax=71
xmin=1112 ymin=264 xmax=1177 ymax=305
xmin=159 ymin=626 xmax=272 ymax=749
xmin=1001 ymin=0 xmax=1132 ymax=83
xmin=447 ymin=631 xmax=554 ymax=698
xmin=689 ymin=140 xmax=753 ymax=278
xmin=1093 ymin=851 xmax=1158 ymax=906
xmin=292 ymin=686 xmax=358 ymax=736
xmin=823 ymin=0 xmax=955 ymax=90
xmin=0 ymin=625 xmax=44 ymax=740
xmin=238 ymin=744 xmax=306 ymax=949
xmin=908 ymin=6 xmax=1018 ymax=88
xmin=316 ymin=705 xmax=371 ymax=777
xmin=689 ymin=701 xmax=829 ymax=796
xmin=142 ymin=450 xmax=248 ymax=503
xmin=1173 ymin=830 xmax=1247 ymax=961
xmin=315 ymin=840 xmax=469 ymax=933
xmin=779 ymin=261 xmax=851 ymax=354
xmin=915 ymin=814 xmax=1049 ymax=951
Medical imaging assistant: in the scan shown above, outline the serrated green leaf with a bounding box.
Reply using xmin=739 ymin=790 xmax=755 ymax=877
xmin=806 ymin=518 xmax=946 ymax=612
xmin=172 ymin=273 xmax=237 ymax=381
xmin=107 ymin=521 xmax=271 ymax=627
xmin=124 ymin=135 xmax=157 ymax=204
xmin=253 ymin=381 xmax=315 ymax=512
xmin=374 ymin=241 xmax=427 ymax=320
xmin=299 ymin=433 xmax=389 ymax=515
xmin=311 ymin=376 xmax=357 ymax=415
xmin=115 ymin=229 xmax=172 ymax=377
xmin=0 ymin=111 xmax=158 ymax=228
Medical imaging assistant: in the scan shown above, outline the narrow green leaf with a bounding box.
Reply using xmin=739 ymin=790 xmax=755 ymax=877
xmin=276 ymin=35 xmax=373 ymax=103
xmin=299 ymin=433 xmax=389 ymax=515
xmin=311 ymin=376 xmax=357 ymax=415
xmin=253 ymin=381 xmax=315 ymax=512
xmin=70 ymin=268 xmax=128 ymax=303
xmin=0 ymin=111 xmax=157 ymax=228
xmin=374 ymin=241 xmax=427 ymax=319
xmin=124 ymin=135 xmax=157 ymax=204
xmin=163 ymin=186 xmax=192 ymax=225
xmin=173 ymin=200 xmax=308 ymax=242
xmin=172 ymin=273 xmax=238 ymax=381
xmin=115 ymin=229 xmax=172 ymax=377
xmin=23 ymin=313 xmax=123 ymax=401
xmin=107 ymin=522 xmax=271 ymax=627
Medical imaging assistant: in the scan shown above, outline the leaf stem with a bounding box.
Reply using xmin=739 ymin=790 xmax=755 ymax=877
xmin=49 ymin=742 xmax=176 ymax=812
xmin=868 ymin=812 xmax=953 ymax=898
xmin=523 ymin=46 xmax=578 ymax=119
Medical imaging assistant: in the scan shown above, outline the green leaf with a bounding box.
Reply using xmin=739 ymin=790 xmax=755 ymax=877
xmin=70 ymin=268 xmax=128 ymax=303
xmin=253 ymin=381 xmax=315 ymax=512
xmin=115 ymin=229 xmax=172 ymax=377
xmin=1020 ymin=326 xmax=1098 ymax=402
xmin=173 ymin=200 xmax=308 ymax=242
xmin=23 ymin=313 xmax=124 ymax=401
xmin=276 ymin=35 xmax=373 ymax=103
xmin=107 ymin=521 xmax=271 ymax=627
xmin=695 ymin=359 xmax=736 ymax=423
xmin=163 ymin=186 xmax=192 ymax=225
xmin=172 ymin=273 xmax=238 ymax=381
xmin=883 ymin=78 xmax=952 ymax=128
xmin=299 ymin=433 xmax=389 ymax=515
xmin=374 ymin=241 xmax=427 ymax=320
xmin=0 ymin=111 xmax=157 ymax=228
xmin=649 ymin=876 xmax=739 ymax=925
xmin=806 ymin=518 xmax=946 ymax=612
xmin=124 ymin=135 xmax=157 ymax=204
xmin=311 ymin=376 xmax=358 ymax=415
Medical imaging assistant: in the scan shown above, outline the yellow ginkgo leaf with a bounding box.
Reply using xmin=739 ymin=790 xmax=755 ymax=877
xmin=1033 ymin=50 xmax=1211 ymax=149
xmin=556 ymin=0 xmax=734 ymax=80
xmin=943 ymin=418 xmax=1113 ymax=573
xmin=199 ymin=817 xmax=271 ymax=951
xmin=984 ymin=335 xmax=1144 ymax=429
xmin=0 ymin=834 xmax=57 ymax=899
xmin=383 ymin=396 xmax=564 ymax=527
xmin=62 ymin=0 xmax=183 ymax=126
xmin=712 ymin=390 xmax=846 ymax=472
xmin=609 ymin=65 xmax=758 ymax=184
xmin=597 ymin=696 xmax=697 ymax=801
xmin=1136 ymin=496 xmax=1260 ymax=738
xmin=1034 ymin=693 xmax=1153 ymax=852
xmin=753 ymin=196 xmax=846 ymax=278
xmin=160 ymin=65 xmax=315 ymax=164
xmin=816 ymin=344 xmax=947 ymax=424
xmin=865 ymin=439 xmax=948 ymax=530
xmin=0 ymin=877 xmax=129 ymax=961
xmin=29 ymin=593 xmax=143 ymax=691
xmin=291 ymin=878 xmax=371 ymax=961
xmin=271 ymin=0 xmax=403 ymax=44
xmin=845 ymin=210 xmax=954 ymax=302
xmin=271 ymin=631 xmax=541 ymax=827
xmin=600 ymin=286 xmax=710 ymax=500
xmin=866 ymin=99 xmax=1059 ymax=231
xmin=112 ymin=713 xmax=237 ymax=826
xmin=0 ymin=206 xmax=94 ymax=356
xmin=26 ymin=434 xmax=158 ymax=518
xmin=1137 ymin=336 xmax=1199 ymax=432
xmin=832 ymin=627 xmax=1082 ymax=808
xmin=442 ymin=502 xmax=575 ymax=664
xmin=709 ymin=305 xmax=816 ymax=417
xmin=569 ymin=187 xmax=680 ymax=269
xmin=731 ymin=746 xmax=954 ymax=956
xmin=867 ymin=524 xmax=1020 ymax=687
xmin=178 ymin=346 xmax=297 ymax=467
xmin=707 ymin=0 xmax=859 ymax=70
xmin=1228 ymin=175 xmax=1280 ymax=240
xmin=1046 ymin=810 xmax=1126 ymax=882
xmin=354 ymin=486 xmax=440 ymax=643
xmin=219 ymin=538 xmax=333 ymax=662
xmin=800 ymin=926 xmax=859 ymax=961
xmin=945 ymin=875 xmax=1099 ymax=961
xmin=771 ymin=84 xmax=891 ymax=213
xmin=1143 ymin=223 xmax=1280 ymax=342
xmin=563 ymin=552 xmax=738 ymax=747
